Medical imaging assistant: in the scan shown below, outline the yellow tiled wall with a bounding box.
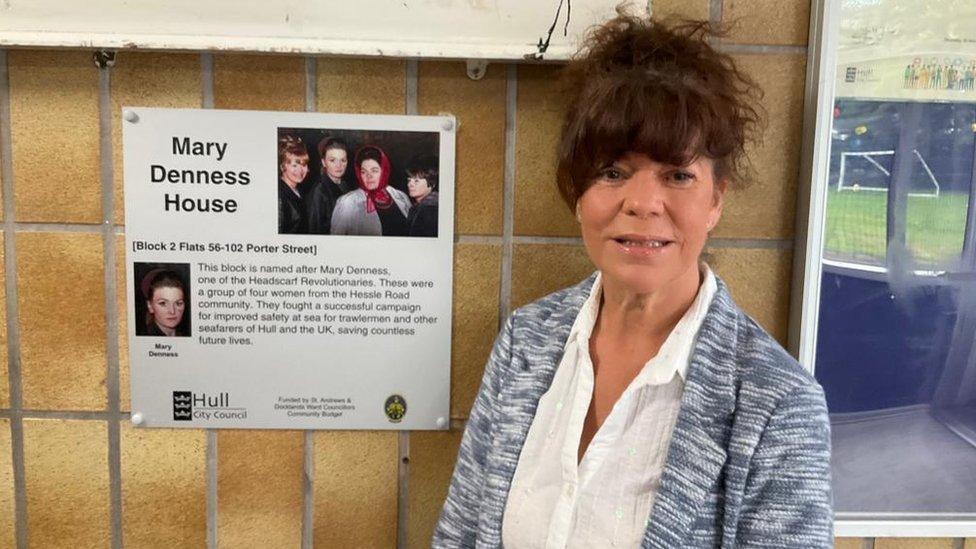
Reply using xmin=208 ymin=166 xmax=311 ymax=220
xmin=0 ymin=0 xmax=967 ymax=547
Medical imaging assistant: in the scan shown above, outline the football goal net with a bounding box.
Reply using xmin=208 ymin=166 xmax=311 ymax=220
xmin=837 ymin=149 xmax=940 ymax=197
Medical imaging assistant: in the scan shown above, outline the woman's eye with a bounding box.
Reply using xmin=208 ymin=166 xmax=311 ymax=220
xmin=598 ymin=167 xmax=625 ymax=181
xmin=671 ymin=171 xmax=696 ymax=183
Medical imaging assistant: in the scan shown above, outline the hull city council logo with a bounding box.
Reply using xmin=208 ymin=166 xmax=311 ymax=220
xmin=173 ymin=391 xmax=192 ymax=421
xmin=172 ymin=391 xmax=248 ymax=421
xmin=384 ymin=394 xmax=407 ymax=423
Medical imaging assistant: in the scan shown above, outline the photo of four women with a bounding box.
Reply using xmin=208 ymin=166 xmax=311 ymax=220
xmin=277 ymin=130 xmax=439 ymax=237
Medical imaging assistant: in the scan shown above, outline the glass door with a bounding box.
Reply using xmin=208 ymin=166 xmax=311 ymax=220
xmin=797 ymin=0 xmax=976 ymax=533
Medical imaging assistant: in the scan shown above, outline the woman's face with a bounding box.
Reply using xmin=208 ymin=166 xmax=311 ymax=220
xmin=323 ymin=148 xmax=348 ymax=181
xmin=281 ymin=154 xmax=309 ymax=186
xmin=360 ymin=159 xmax=383 ymax=191
xmin=407 ymin=175 xmax=431 ymax=202
xmin=147 ymin=286 xmax=185 ymax=331
xmin=577 ymin=152 xmax=724 ymax=296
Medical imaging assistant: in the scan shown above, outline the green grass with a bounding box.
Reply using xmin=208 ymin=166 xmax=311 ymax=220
xmin=824 ymin=188 xmax=970 ymax=265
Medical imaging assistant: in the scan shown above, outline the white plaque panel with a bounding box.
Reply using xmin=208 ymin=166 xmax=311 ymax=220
xmin=124 ymin=107 xmax=455 ymax=430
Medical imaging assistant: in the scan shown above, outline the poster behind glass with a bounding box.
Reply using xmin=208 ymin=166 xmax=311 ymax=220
xmin=816 ymin=0 xmax=976 ymax=516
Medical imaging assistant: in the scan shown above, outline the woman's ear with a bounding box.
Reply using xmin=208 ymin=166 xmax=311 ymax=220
xmin=714 ymin=178 xmax=729 ymax=202
xmin=708 ymin=180 xmax=728 ymax=231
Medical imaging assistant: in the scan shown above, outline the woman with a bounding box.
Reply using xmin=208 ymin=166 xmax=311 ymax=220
xmin=434 ymin=14 xmax=832 ymax=548
xmin=278 ymin=135 xmax=309 ymax=234
xmin=306 ymin=136 xmax=357 ymax=234
xmin=405 ymin=153 xmax=439 ymax=237
xmin=330 ymin=145 xmax=411 ymax=236
xmin=140 ymin=269 xmax=188 ymax=337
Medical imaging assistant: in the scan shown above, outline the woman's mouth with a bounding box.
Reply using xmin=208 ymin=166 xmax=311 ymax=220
xmin=612 ymin=236 xmax=674 ymax=255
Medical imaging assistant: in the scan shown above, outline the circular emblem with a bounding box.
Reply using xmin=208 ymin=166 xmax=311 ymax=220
xmin=385 ymin=394 xmax=407 ymax=423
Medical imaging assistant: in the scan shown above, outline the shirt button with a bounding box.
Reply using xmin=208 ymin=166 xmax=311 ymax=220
xmin=615 ymin=507 xmax=624 ymax=519
xmin=628 ymin=447 xmax=638 ymax=456
xmin=555 ymin=401 xmax=564 ymax=410
xmin=564 ymin=484 xmax=574 ymax=496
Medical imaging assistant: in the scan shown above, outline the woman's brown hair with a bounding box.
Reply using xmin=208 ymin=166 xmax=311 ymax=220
xmin=555 ymin=12 xmax=764 ymax=211
xmin=317 ymin=136 xmax=349 ymax=176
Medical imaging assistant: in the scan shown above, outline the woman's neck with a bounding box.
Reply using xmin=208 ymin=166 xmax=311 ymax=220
xmin=282 ymin=177 xmax=299 ymax=190
xmin=597 ymin=264 xmax=702 ymax=343
xmin=154 ymin=321 xmax=176 ymax=337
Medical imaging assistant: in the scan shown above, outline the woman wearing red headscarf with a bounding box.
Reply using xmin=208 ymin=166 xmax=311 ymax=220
xmin=331 ymin=145 xmax=411 ymax=236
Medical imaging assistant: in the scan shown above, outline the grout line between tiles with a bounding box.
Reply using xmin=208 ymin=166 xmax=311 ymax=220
xmin=405 ymin=59 xmax=418 ymax=116
xmin=862 ymin=538 xmax=875 ymax=549
xmin=709 ymin=0 xmax=722 ymax=24
xmin=201 ymin=52 xmax=218 ymax=549
xmin=513 ymin=235 xmax=581 ymax=246
xmin=716 ymin=43 xmax=808 ymax=55
xmin=397 ymin=431 xmax=410 ymax=549
xmin=952 ymin=538 xmax=965 ymax=549
xmin=201 ymin=54 xmax=214 ymax=110
xmin=304 ymin=57 xmax=316 ymax=114
xmin=708 ymin=238 xmax=794 ymax=249
xmin=397 ymin=58 xmax=419 ymax=549
xmin=456 ymin=234 xmax=503 ymax=245
xmin=302 ymin=431 xmax=314 ymax=549
xmin=0 ymin=48 xmax=28 ymax=549
xmin=98 ymin=60 xmax=124 ymax=549
xmin=206 ymin=429 xmax=218 ymax=549
xmin=12 ymin=222 xmax=102 ymax=233
xmin=499 ymin=64 xmax=517 ymax=323
xmin=3 ymin=222 xmax=144 ymax=233
xmin=301 ymin=55 xmax=316 ymax=549
xmin=0 ymin=409 xmax=127 ymax=420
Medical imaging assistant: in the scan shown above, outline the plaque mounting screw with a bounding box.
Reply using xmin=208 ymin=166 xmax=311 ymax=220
xmin=131 ymin=413 xmax=145 ymax=426
xmin=465 ymin=59 xmax=488 ymax=81
xmin=123 ymin=109 xmax=139 ymax=123
xmin=435 ymin=416 xmax=448 ymax=429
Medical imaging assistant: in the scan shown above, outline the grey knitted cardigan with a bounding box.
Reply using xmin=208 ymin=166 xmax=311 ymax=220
xmin=433 ymin=274 xmax=832 ymax=548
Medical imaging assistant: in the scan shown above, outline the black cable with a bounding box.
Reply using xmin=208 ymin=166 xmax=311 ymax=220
xmin=535 ymin=0 xmax=572 ymax=57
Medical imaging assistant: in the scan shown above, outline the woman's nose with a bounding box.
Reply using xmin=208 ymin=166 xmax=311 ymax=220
xmin=622 ymin=176 xmax=665 ymax=218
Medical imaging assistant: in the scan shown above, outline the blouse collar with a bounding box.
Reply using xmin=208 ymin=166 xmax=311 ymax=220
xmin=567 ymin=264 xmax=718 ymax=385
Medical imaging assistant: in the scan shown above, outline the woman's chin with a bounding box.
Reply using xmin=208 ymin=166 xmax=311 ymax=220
xmin=600 ymin=264 xmax=696 ymax=297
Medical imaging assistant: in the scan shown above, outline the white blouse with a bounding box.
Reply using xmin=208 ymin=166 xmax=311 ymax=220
xmin=501 ymin=267 xmax=717 ymax=549
xmin=329 ymin=187 xmax=411 ymax=236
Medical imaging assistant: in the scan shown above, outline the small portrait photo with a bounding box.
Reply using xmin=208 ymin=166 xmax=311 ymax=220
xmin=276 ymin=127 xmax=440 ymax=238
xmin=134 ymin=262 xmax=191 ymax=337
